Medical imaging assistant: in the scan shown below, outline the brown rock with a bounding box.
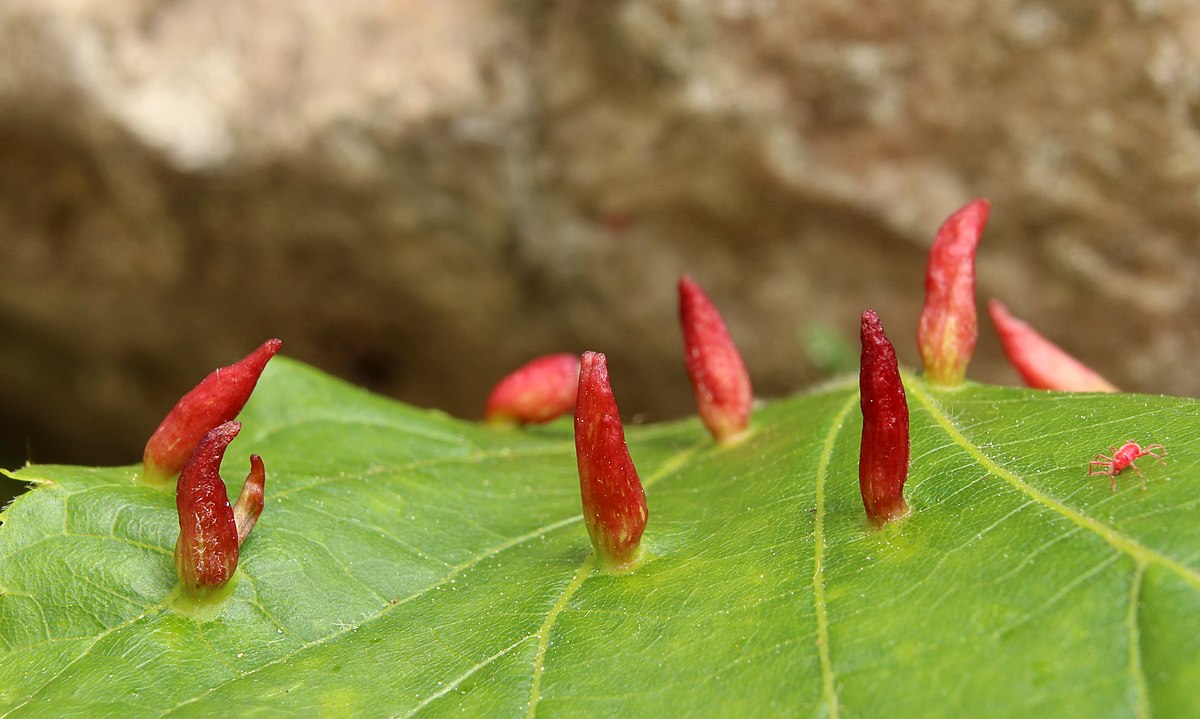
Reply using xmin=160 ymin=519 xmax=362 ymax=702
xmin=1 ymin=0 xmax=1196 ymax=465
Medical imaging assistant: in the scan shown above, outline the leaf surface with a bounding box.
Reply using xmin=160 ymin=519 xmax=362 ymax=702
xmin=1 ymin=358 xmax=1198 ymax=717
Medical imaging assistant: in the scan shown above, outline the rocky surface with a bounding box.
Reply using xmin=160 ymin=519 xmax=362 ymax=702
xmin=2 ymin=0 xmax=1198 ymax=465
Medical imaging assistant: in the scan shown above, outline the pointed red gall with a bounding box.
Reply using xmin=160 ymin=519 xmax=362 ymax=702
xmin=574 ymin=351 xmax=647 ymax=569
xmin=485 ymin=353 xmax=580 ymax=425
xmin=859 ymin=310 xmax=910 ymax=526
xmin=174 ymin=421 xmax=266 ymax=598
xmin=143 ymin=339 xmax=281 ymax=485
xmin=678 ymin=275 xmax=753 ymax=442
xmin=917 ymin=199 xmax=990 ymax=386
xmin=987 ymin=299 xmax=1117 ymax=392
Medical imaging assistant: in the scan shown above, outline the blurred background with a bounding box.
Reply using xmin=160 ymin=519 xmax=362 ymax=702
xmin=2 ymin=1 xmax=1199 ymax=475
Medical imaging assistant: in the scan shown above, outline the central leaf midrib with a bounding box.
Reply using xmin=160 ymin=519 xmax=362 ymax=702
xmin=907 ymin=380 xmax=1200 ymax=591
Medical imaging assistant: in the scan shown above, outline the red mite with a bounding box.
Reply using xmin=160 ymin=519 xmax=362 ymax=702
xmin=1087 ymin=441 xmax=1166 ymax=491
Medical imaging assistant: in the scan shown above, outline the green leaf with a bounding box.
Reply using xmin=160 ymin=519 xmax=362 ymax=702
xmin=2 ymin=358 xmax=1198 ymax=717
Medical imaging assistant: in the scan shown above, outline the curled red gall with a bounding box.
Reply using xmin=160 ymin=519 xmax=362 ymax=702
xmin=678 ymin=275 xmax=752 ymax=442
xmin=859 ymin=310 xmax=910 ymax=526
xmin=917 ymin=199 xmax=990 ymax=386
xmin=987 ymin=299 xmax=1117 ymax=393
xmin=485 ymin=353 xmax=580 ymax=426
xmin=574 ymin=351 xmax=647 ymax=569
xmin=143 ymin=338 xmax=282 ymax=485
xmin=174 ymin=420 xmax=266 ymax=598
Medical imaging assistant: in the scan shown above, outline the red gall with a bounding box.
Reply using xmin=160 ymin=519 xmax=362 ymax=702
xmin=175 ymin=421 xmax=266 ymax=598
xmin=574 ymin=351 xmax=647 ymax=569
xmin=143 ymin=339 xmax=282 ymax=485
xmin=678 ymin=275 xmax=753 ymax=442
xmin=917 ymin=199 xmax=990 ymax=386
xmin=987 ymin=299 xmax=1117 ymax=393
xmin=233 ymin=454 xmax=266 ymax=546
xmin=859 ymin=310 xmax=910 ymax=526
xmin=485 ymin=353 xmax=580 ymax=425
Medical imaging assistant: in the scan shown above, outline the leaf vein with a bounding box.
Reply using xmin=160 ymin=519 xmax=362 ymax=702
xmin=992 ymin=554 xmax=1122 ymax=637
xmin=246 ymin=416 xmax=480 ymax=453
xmin=302 ymin=504 xmax=455 ymax=571
xmin=1127 ymin=562 xmax=1151 ymax=719
xmin=909 ymin=381 xmax=1200 ymax=592
xmin=235 ymin=569 xmax=315 ymax=645
xmin=0 ymin=606 xmax=166 ymax=718
xmin=811 ymin=394 xmax=857 ymax=719
xmin=269 ymin=527 xmax=390 ymax=606
xmin=988 ymin=526 xmax=1084 ymax=586
xmin=158 ymin=513 xmax=585 ymax=716
xmin=526 ymin=555 xmax=595 ymax=718
xmin=393 ymin=635 xmax=536 ymax=719
xmin=270 ymin=447 xmax=574 ymax=501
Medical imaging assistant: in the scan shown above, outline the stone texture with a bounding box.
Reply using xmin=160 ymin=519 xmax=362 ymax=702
xmin=1 ymin=0 xmax=1198 ymax=464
